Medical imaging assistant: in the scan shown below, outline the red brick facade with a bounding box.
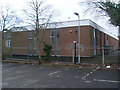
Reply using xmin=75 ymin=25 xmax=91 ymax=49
xmin=3 ymin=20 xmax=119 ymax=57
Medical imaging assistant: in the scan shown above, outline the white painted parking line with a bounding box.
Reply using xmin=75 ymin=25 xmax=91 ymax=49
xmin=84 ymin=80 xmax=92 ymax=83
xmin=96 ymin=67 xmax=100 ymax=70
xmin=74 ymin=76 xmax=79 ymax=78
xmin=65 ymin=68 xmax=69 ymax=70
xmin=94 ymin=79 xmax=120 ymax=83
xmin=86 ymin=74 xmax=90 ymax=76
xmin=90 ymin=72 xmax=93 ymax=74
xmin=81 ymin=66 xmax=100 ymax=80
xmin=4 ymin=75 xmax=23 ymax=81
xmin=22 ymin=80 xmax=40 ymax=87
xmin=48 ymin=68 xmax=69 ymax=76
xmin=48 ymin=70 xmax=61 ymax=76
xmin=81 ymin=66 xmax=119 ymax=84
xmin=57 ymin=76 xmax=60 ymax=78
xmin=39 ymin=67 xmax=44 ymax=69
xmin=2 ymin=67 xmax=17 ymax=72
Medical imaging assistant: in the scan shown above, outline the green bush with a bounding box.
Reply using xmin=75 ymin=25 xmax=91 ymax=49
xmin=43 ymin=42 xmax=52 ymax=61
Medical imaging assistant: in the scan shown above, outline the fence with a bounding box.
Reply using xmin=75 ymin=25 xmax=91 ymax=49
xmin=72 ymin=44 xmax=119 ymax=65
xmin=2 ymin=44 xmax=119 ymax=65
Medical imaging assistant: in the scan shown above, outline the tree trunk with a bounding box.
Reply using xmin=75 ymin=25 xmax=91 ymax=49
xmin=37 ymin=30 xmax=42 ymax=64
xmin=38 ymin=46 xmax=42 ymax=64
xmin=37 ymin=29 xmax=47 ymax=64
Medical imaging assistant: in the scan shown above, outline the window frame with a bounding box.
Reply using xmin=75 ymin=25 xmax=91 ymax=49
xmin=5 ymin=40 xmax=11 ymax=47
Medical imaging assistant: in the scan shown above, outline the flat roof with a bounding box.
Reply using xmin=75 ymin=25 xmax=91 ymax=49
xmin=12 ymin=19 xmax=118 ymax=40
xmin=48 ymin=19 xmax=118 ymax=40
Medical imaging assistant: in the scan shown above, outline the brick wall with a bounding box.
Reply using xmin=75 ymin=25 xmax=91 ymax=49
xmin=2 ymin=26 xmax=119 ymax=57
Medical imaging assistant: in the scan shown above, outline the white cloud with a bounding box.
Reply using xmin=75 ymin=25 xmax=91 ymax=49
xmin=0 ymin=0 xmax=118 ymax=37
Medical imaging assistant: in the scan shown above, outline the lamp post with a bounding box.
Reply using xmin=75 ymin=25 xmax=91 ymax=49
xmin=73 ymin=41 xmax=77 ymax=64
xmin=74 ymin=12 xmax=80 ymax=64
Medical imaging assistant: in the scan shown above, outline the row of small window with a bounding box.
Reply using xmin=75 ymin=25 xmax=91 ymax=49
xmin=29 ymin=31 xmax=37 ymax=39
xmin=5 ymin=40 xmax=11 ymax=47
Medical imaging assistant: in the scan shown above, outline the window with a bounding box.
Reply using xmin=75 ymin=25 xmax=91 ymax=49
xmin=107 ymin=35 xmax=109 ymax=40
xmin=28 ymin=39 xmax=32 ymax=55
xmin=34 ymin=31 xmax=37 ymax=55
xmin=29 ymin=31 xmax=32 ymax=39
xmin=93 ymin=29 xmax=97 ymax=55
xmin=50 ymin=28 xmax=54 ymax=55
xmin=34 ymin=40 xmax=37 ymax=55
xmin=29 ymin=49 xmax=32 ymax=56
xmin=5 ymin=40 xmax=11 ymax=47
xmin=50 ymin=32 xmax=54 ymax=38
xmin=56 ymin=28 xmax=60 ymax=56
xmin=34 ymin=31 xmax=37 ymax=39
xmin=34 ymin=49 xmax=37 ymax=55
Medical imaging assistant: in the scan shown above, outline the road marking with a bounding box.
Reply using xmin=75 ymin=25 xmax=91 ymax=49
xmin=94 ymin=79 xmax=120 ymax=83
xmin=96 ymin=67 xmax=100 ymax=69
xmin=81 ymin=66 xmax=100 ymax=80
xmin=22 ymin=80 xmax=39 ymax=87
xmin=82 ymin=76 xmax=85 ymax=80
xmin=86 ymin=74 xmax=90 ymax=76
xmin=40 ymin=67 xmax=44 ymax=69
xmin=57 ymin=76 xmax=60 ymax=78
xmin=48 ymin=70 xmax=61 ymax=76
xmin=2 ymin=67 xmax=16 ymax=71
xmin=48 ymin=67 xmax=69 ymax=76
xmin=90 ymin=72 xmax=93 ymax=74
xmin=83 ymin=78 xmax=86 ymax=80
xmin=74 ymin=76 xmax=79 ymax=78
xmin=65 ymin=68 xmax=69 ymax=70
xmin=3 ymin=65 xmax=28 ymax=72
xmin=84 ymin=80 xmax=92 ymax=83
xmin=4 ymin=75 xmax=23 ymax=81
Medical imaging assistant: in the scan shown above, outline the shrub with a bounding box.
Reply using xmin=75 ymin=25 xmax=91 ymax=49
xmin=43 ymin=42 xmax=52 ymax=61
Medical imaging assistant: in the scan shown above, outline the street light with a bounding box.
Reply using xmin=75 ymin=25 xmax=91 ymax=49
xmin=73 ymin=41 xmax=77 ymax=64
xmin=74 ymin=12 xmax=80 ymax=64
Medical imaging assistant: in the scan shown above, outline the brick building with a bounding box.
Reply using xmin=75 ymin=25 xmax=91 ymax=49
xmin=3 ymin=19 xmax=119 ymax=57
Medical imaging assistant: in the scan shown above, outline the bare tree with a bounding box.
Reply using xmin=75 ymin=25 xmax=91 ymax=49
xmin=1 ymin=5 xmax=22 ymax=60
xmin=24 ymin=0 xmax=56 ymax=63
xmin=0 ymin=5 xmax=21 ymax=31
xmin=80 ymin=0 xmax=120 ymax=49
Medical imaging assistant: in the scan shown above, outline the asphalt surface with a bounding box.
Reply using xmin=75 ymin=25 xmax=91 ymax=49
xmin=2 ymin=62 xmax=120 ymax=88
